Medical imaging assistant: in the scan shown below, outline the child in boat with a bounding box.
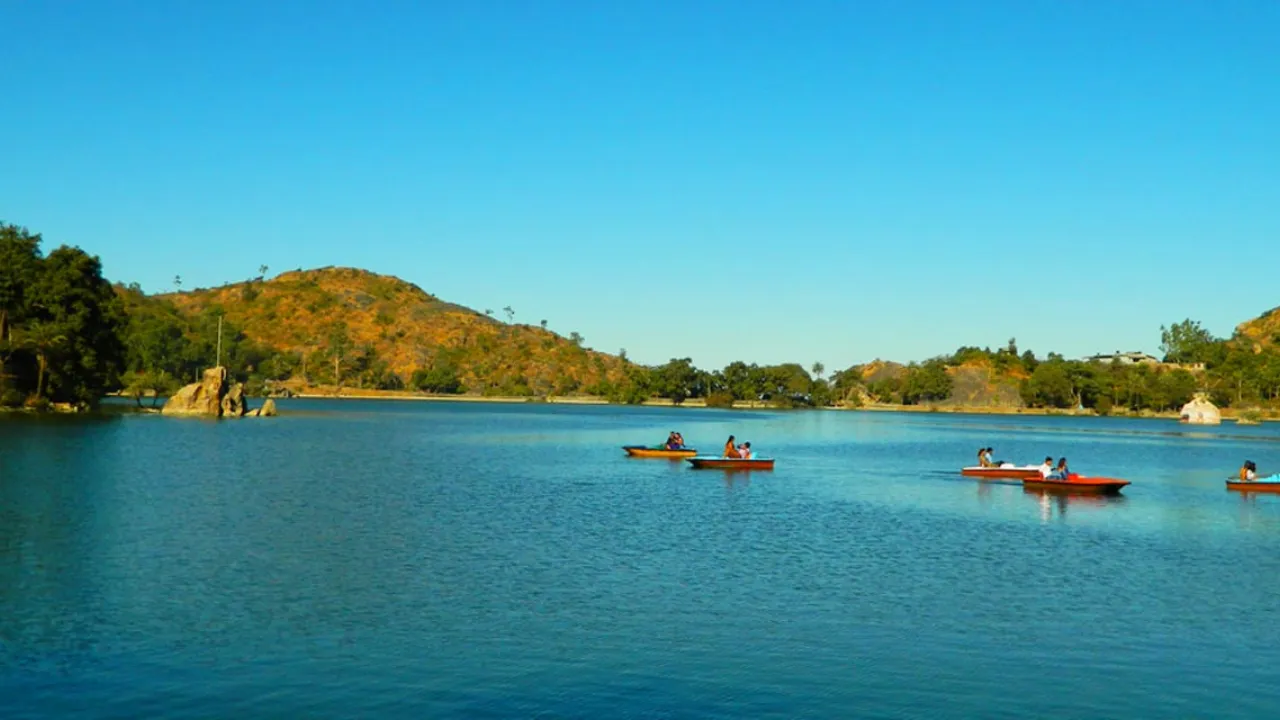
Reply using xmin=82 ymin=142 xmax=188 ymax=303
xmin=1048 ymin=457 xmax=1070 ymax=480
xmin=1241 ymin=461 xmax=1257 ymax=481
xmin=723 ymin=435 xmax=741 ymax=458
xmin=739 ymin=442 xmax=752 ymax=459
xmin=1037 ymin=457 xmax=1055 ymax=478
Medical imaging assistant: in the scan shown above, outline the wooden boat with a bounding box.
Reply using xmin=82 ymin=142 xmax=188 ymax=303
xmin=687 ymin=457 xmax=775 ymax=470
xmin=961 ymin=465 xmax=1043 ymax=480
xmin=1226 ymin=476 xmax=1280 ymax=493
xmin=623 ymin=445 xmax=697 ymax=459
xmin=1022 ymin=474 xmax=1130 ymax=495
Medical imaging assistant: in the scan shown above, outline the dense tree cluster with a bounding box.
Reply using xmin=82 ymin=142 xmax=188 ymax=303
xmin=1 ymin=224 xmax=126 ymax=407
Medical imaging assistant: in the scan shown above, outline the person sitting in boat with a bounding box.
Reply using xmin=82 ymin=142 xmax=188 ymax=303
xmin=1037 ymin=457 xmax=1055 ymax=479
xmin=675 ymin=432 xmax=686 ymax=448
xmin=723 ymin=435 xmax=742 ymax=458
xmin=977 ymin=448 xmax=992 ymax=467
xmin=1241 ymin=460 xmax=1258 ymax=481
xmin=1048 ymin=457 xmax=1070 ymax=480
xmin=665 ymin=432 xmax=685 ymax=450
xmin=739 ymin=442 xmax=753 ymax=459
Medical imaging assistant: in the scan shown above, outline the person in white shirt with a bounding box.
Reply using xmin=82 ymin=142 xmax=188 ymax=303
xmin=1241 ymin=460 xmax=1258 ymax=481
xmin=738 ymin=442 xmax=753 ymax=459
xmin=1037 ymin=457 xmax=1055 ymax=479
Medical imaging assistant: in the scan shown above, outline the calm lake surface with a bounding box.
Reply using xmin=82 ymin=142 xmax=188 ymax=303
xmin=3 ymin=401 xmax=1280 ymax=718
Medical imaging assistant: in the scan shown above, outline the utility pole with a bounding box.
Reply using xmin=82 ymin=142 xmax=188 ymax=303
xmin=216 ymin=316 xmax=223 ymax=368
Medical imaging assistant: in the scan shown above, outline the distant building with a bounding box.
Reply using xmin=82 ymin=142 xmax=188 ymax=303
xmin=1084 ymin=351 xmax=1161 ymax=365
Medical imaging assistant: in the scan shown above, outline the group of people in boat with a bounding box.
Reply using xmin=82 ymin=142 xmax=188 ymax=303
xmin=977 ymin=447 xmax=1070 ymax=479
xmin=1038 ymin=456 xmax=1070 ymax=480
xmin=723 ymin=435 xmax=753 ymax=459
xmin=663 ymin=431 xmax=756 ymax=459
xmin=1240 ymin=460 xmax=1262 ymax=481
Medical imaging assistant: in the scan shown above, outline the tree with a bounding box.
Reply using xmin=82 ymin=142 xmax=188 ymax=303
xmin=569 ymin=331 xmax=583 ymax=346
xmin=325 ymin=322 xmax=351 ymax=386
xmin=652 ymin=358 xmax=699 ymax=403
xmin=540 ymin=319 xmax=548 ymax=330
xmin=0 ymin=224 xmax=42 ymax=395
xmin=811 ymin=362 xmax=825 ymax=381
xmin=258 ymin=264 xmax=269 ymax=280
xmin=1160 ymin=319 xmax=1217 ymax=364
xmin=503 ymin=306 xmax=515 ymax=323
xmin=20 ymin=321 xmax=66 ymax=400
xmin=174 ymin=275 xmax=183 ymax=291
xmin=901 ymin=360 xmax=952 ymax=404
xmin=484 ymin=309 xmax=494 ymax=318
xmin=26 ymin=246 xmax=126 ymax=404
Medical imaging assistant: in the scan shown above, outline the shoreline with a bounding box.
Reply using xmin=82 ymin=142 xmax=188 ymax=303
xmin=271 ymin=389 xmax=1273 ymax=422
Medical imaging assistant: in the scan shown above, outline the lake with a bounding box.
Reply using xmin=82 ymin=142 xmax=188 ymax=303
xmin=3 ymin=401 xmax=1280 ymax=718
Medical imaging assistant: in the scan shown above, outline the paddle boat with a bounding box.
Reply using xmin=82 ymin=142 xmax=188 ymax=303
xmin=1022 ymin=473 xmax=1130 ymax=495
xmin=623 ymin=445 xmax=698 ymax=459
xmin=687 ymin=456 xmax=775 ymax=470
xmin=1226 ymin=475 xmax=1280 ymax=493
xmin=961 ymin=465 xmax=1043 ymax=481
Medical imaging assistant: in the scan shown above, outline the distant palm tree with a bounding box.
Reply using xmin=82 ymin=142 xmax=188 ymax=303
xmin=811 ymin=362 xmax=825 ymax=381
xmin=503 ymin=306 xmax=515 ymax=323
xmin=258 ymin=264 xmax=269 ymax=280
xmin=540 ymin=319 xmax=548 ymax=330
xmin=23 ymin=321 xmax=66 ymax=400
xmin=174 ymin=275 xmax=183 ymax=292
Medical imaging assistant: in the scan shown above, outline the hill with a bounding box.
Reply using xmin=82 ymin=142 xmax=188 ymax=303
xmin=158 ymin=267 xmax=630 ymax=396
xmin=1236 ymin=306 xmax=1280 ymax=348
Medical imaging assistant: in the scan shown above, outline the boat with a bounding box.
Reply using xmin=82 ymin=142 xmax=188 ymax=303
xmin=687 ymin=457 xmax=775 ymax=470
xmin=623 ymin=445 xmax=698 ymax=459
xmin=1022 ymin=474 xmax=1130 ymax=495
xmin=961 ymin=465 xmax=1043 ymax=480
xmin=1226 ymin=475 xmax=1280 ymax=493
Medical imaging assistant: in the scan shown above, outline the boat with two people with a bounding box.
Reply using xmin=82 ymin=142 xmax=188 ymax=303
xmin=960 ymin=447 xmax=1045 ymax=480
xmin=623 ymin=431 xmax=696 ymax=459
xmin=1226 ymin=460 xmax=1280 ymax=493
xmin=688 ymin=434 xmax=775 ymax=470
xmin=1023 ymin=456 xmax=1131 ymax=495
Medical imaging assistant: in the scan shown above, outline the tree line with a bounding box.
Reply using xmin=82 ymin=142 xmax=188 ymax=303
xmin=4 ymin=221 xmax=1280 ymax=413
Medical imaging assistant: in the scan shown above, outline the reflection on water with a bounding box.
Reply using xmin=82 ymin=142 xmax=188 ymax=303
xmin=2 ymin=402 xmax=1280 ymax=719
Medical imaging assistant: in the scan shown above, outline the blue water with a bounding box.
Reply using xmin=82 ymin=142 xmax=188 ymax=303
xmin=3 ymin=402 xmax=1280 ymax=718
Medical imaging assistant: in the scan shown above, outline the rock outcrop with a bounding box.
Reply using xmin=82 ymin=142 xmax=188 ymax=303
xmin=161 ymin=366 xmax=276 ymax=418
xmin=162 ymin=367 xmax=230 ymax=416
xmin=1180 ymin=393 xmax=1221 ymax=425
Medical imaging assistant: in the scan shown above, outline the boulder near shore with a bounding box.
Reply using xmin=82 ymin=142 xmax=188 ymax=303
xmin=161 ymin=367 xmax=275 ymax=418
xmin=1179 ymin=393 xmax=1221 ymax=425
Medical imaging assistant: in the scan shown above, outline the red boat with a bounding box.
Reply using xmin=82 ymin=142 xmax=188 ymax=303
xmin=1022 ymin=474 xmax=1130 ymax=495
xmin=687 ymin=457 xmax=775 ymax=470
xmin=961 ymin=466 xmax=1043 ymax=480
xmin=1225 ymin=479 xmax=1280 ymax=493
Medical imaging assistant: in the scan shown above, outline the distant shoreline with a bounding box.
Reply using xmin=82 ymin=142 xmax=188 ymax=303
xmin=275 ymin=388 xmax=1269 ymax=422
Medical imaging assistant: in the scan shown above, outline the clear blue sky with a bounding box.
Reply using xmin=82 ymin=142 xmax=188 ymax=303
xmin=3 ymin=1 xmax=1277 ymax=370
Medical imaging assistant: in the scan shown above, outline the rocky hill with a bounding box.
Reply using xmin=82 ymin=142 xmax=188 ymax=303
xmin=161 ymin=267 xmax=630 ymax=395
xmin=1236 ymin=306 xmax=1280 ymax=348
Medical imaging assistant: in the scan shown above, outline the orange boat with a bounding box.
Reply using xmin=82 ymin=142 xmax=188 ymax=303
xmin=623 ymin=445 xmax=698 ymax=459
xmin=1023 ymin=474 xmax=1130 ymax=495
xmin=961 ymin=466 xmax=1043 ymax=480
xmin=1226 ymin=478 xmax=1280 ymax=493
xmin=687 ymin=457 xmax=775 ymax=470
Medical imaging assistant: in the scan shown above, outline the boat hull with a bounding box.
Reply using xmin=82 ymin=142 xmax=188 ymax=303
xmin=1023 ymin=476 xmax=1129 ymax=495
xmin=623 ymin=446 xmax=697 ymax=459
xmin=687 ymin=457 xmax=775 ymax=470
xmin=961 ymin=466 xmax=1043 ymax=480
xmin=1226 ymin=480 xmax=1280 ymax=493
